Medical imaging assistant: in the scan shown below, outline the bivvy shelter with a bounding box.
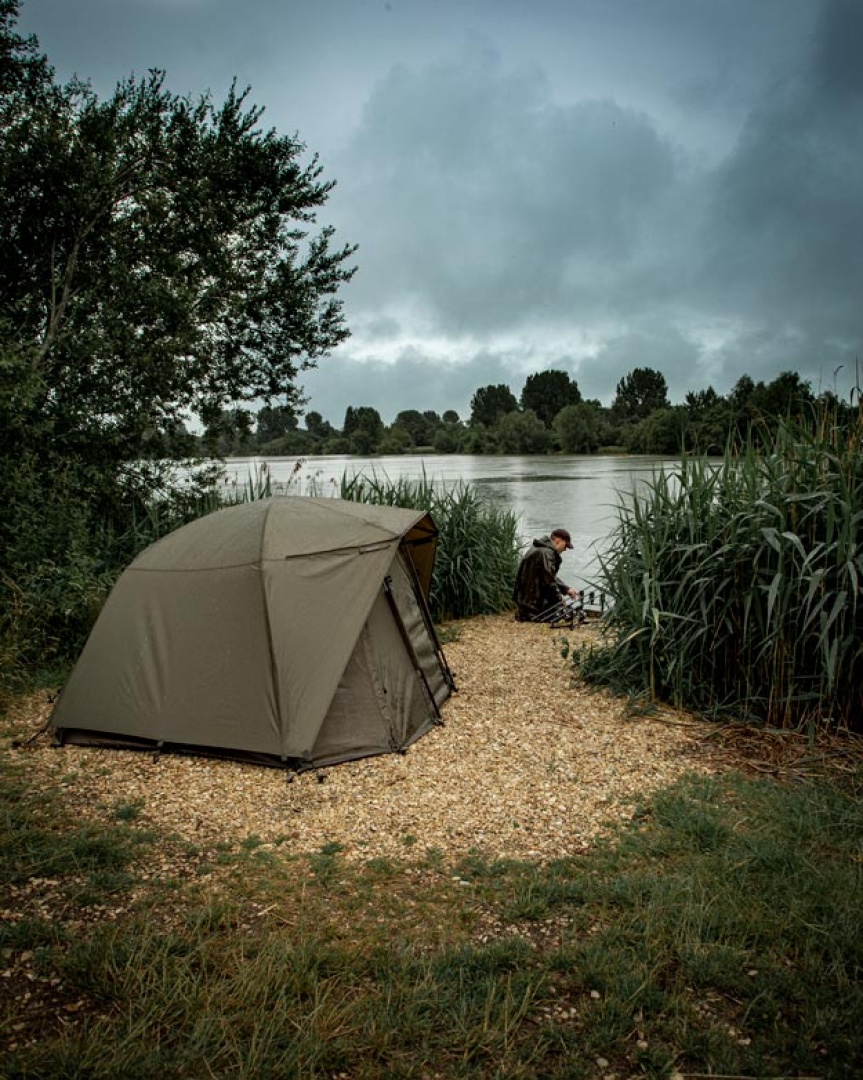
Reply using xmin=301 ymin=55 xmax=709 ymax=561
xmin=50 ymin=497 xmax=455 ymax=769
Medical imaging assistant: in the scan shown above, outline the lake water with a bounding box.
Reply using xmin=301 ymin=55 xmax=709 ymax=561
xmin=220 ymin=454 xmax=679 ymax=588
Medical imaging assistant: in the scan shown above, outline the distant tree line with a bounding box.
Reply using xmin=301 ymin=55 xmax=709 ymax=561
xmin=183 ymin=366 xmax=853 ymax=458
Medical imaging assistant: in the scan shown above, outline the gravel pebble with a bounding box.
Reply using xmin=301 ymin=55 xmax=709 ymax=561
xmin=6 ymin=615 xmax=720 ymax=864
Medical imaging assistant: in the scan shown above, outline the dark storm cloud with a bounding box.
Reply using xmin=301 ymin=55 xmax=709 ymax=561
xmin=692 ymin=0 xmax=863 ymax=388
xmin=372 ymin=0 xmax=842 ymax=412
xmin=320 ymin=42 xmax=714 ymax=413
xmin=14 ymin=0 xmax=862 ymax=419
xmin=321 ymin=3 xmax=861 ymax=413
xmin=330 ymin=45 xmax=679 ymax=335
xmin=811 ymin=0 xmax=863 ymax=102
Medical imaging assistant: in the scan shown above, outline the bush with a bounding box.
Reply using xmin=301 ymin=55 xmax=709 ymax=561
xmin=0 ymin=451 xmax=225 ymax=688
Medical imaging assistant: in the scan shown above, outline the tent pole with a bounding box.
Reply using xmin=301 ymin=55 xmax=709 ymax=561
xmin=399 ymin=547 xmax=457 ymax=691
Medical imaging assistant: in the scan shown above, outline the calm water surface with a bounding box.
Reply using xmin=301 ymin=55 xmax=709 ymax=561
xmin=221 ymin=454 xmax=680 ymax=587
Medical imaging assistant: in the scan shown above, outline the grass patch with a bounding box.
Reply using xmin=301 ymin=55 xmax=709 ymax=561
xmin=2 ymin=750 xmax=862 ymax=1078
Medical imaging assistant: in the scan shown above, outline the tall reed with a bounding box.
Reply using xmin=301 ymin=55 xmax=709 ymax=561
xmin=579 ymin=408 xmax=863 ymax=731
xmin=338 ymin=470 xmax=521 ymax=620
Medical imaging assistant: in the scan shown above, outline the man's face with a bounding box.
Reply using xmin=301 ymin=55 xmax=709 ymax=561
xmin=551 ymin=536 xmax=567 ymax=554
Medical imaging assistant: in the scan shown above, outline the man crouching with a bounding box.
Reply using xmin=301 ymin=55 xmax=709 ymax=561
xmin=512 ymin=528 xmax=579 ymax=622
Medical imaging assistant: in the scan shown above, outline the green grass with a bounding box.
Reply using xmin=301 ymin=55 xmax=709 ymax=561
xmin=2 ymin=742 xmax=861 ymax=1078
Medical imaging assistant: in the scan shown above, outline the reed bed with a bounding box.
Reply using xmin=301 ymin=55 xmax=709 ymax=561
xmin=338 ymin=470 xmax=521 ymax=621
xmin=579 ymin=410 xmax=863 ymax=732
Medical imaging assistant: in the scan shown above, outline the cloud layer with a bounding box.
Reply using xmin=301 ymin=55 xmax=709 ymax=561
xmin=18 ymin=0 xmax=863 ymax=422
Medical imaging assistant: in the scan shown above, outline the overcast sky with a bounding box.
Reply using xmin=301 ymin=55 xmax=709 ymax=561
xmin=18 ymin=0 xmax=863 ymax=424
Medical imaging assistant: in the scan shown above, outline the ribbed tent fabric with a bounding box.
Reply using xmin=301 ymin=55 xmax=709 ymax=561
xmin=50 ymin=497 xmax=454 ymax=768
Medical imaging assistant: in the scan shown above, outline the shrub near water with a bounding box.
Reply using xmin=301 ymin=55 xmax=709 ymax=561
xmin=338 ymin=471 xmax=521 ymax=620
xmin=578 ymin=408 xmax=863 ymax=731
xmin=0 ymin=460 xmax=227 ymax=692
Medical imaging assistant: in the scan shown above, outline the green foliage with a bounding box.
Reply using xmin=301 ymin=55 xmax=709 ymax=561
xmin=257 ymin=429 xmax=320 ymax=456
xmin=469 ymin=383 xmax=519 ymax=427
xmin=392 ymin=409 xmax=441 ymax=448
xmin=460 ymin=421 xmax=498 ymax=454
xmin=378 ymin=424 xmax=412 ymax=454
xmin=0 ymin=0 xmax=51 ymax=95
xmin=494 ymin=408 xmax=553 ymax=454
xmin=342 ymin=405 xmax=385 ymax=453
xmin=432 ymin=419 xmax=463 ymax=453
xmin=519 ymin=369 xmax=582 ymax=427
xmin=0 ymin=4 xmax=355 ymax=685
xmin=732 ymin=370 xmax=815 ymax=436
xmin=304 ymin=410 xmax=333 ymax=440
xmin=577 ymin=408 xmax=863 ymax=730
xmin=431 ymin=486 xmax=522 ymax=619
xmin=0 ymin=456 xmax=227 ymax=676
xmin=202 ymin=408 xmax=255 ymax=457
xmin=326 ymin=369 xmax=837 ymax=462
xmin=683 ymin=386 xmax=733 ymax=454
xmin=554 ymin=401 xmax=603 ymax=453
xmin=3 ymin=68 xmax=354 ymax=448
xmin=612 ymin=366 xmax=669 ymax=423
xmin=337 ymin=471 xmax=521 ymax=619
xmin=255 ymin=404 xmax=298 ymax=445
xmin=625 ymin=405 xmax=687 ymax=454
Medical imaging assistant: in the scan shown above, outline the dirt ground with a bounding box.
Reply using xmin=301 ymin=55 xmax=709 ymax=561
xmin=7 ymin=614 xmax=856 ymax=1059
xmin=4 ymin=615 xmax=730 ymax=864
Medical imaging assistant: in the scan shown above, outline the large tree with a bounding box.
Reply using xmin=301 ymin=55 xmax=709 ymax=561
xmin=304 ymin=410 xmax=333 ymax=440
xmin=393 ymin=409 xmax=435 ymax=447
xmin=611 ymin=367 xmax=669 ymax=424
xmin=256 ymin=404 xmax=298 ymax=447
xmin=0 ymin=0 xmax=48 ymax=94
xmin=1 ymin=0 xmax=355 ymax=511
xmin=343 ymin=405 xmax=384 ymax=454
xmin=469 ymin=383 xmax=518 ymax=428
xmin=520 ymin=369 xmax=582 ymax=427
xmin=729 ymin=371 xmax=815 ymax=445
xmin=0 ymin=1 xmax=356 ymax=661
xmin=684 ymin=387 xmax=732 ymax=453
xmin=752 ymin=371 xmax=814 ymax=422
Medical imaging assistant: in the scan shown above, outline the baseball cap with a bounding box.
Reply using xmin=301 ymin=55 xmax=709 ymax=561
xmin=552 ymin=528 xmax=573 ymax=549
